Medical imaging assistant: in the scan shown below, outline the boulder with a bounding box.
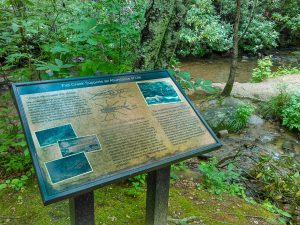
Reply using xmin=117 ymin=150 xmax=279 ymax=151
xmin=217 ymin=130 xmax=229 ymax=138
xmin=201 ymin=96 xmax=253 ymax=131
xmin=221 ymin=96 xmax=244 ymax=107
xmin=248 ymin=115 xmax=264 ymax=126
xmin=202 ymin=105 xmax=235 ymax=131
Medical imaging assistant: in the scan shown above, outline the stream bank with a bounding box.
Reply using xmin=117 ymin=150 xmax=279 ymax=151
xmin=186 ymin=74 xmax=300 ymax=223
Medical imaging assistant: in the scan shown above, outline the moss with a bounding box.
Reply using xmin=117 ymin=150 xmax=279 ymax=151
xmin=0 ymin=179 xmax=278 ymax=225
xmin=169 ymin=188 xmax=278 ymax=225
xmin=0 ymin=180 xmax=146 ymax=225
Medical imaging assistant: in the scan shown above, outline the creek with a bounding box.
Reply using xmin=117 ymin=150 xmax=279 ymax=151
xmin=179 ymin=49 xmax=300 ymax=83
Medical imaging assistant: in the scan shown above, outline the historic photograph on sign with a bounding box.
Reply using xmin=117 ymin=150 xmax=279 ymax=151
xmin=137 ymin=80 xmax=182 ymax=105
xmin=58 ymin=135 xmax=101 ymax=157
xmin=35 ymin=124 xmax=77 ymax=148
xmin=45 ymin=152 xmax=93 ymax=184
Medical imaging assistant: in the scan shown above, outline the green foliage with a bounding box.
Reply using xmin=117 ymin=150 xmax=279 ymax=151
xmin=281 ymin=95 xmax=300 ymax=131
xmin=260 ymin=90 xmax=300 ymax=131
xmin=172 ymin=70 xmax=216 ymax=93
xmin=227 ymin=104 xmax=253 ymax=132
xmin=171 ymin=161 xmax=186 ymax=172
xmin=1 ymin=171 xmax=33 ymax=191
xmin=253 ymin=154 xmax=299 ymax=220
xmin=1 ymin=0 xmax=298 ymax=78
xmin=179 ymin=0 xmax=232 ymax=56
xmin=270 ymin=0 xmax=300 ymax=46
xmin=273 ymin=65 xmax=300 ymax=77
xmin=251 ymin=56 xmax=300 ymax=83
xmin=35 ymin=59 xmax=74 ymax=79
xmin=127 ymin=162 xmax=187 ymax=195
xmin=126 ymin=174 xmax=146 ymax=197
xmin=251 ymin=56 xmax=273 ymax=83
xmin=0 ymin=92 xmax=33 ymax=190
xmin=179 ymin=0 xmax=280 ymax=56
xmin=260 ymin=88 xmax=290 ymax=120
xmin=0 ymin=0 xmax=145 ymax=80
xmin=239 ymin=17 xmax=278 ymax=53
xmin=262 ymin=201 xmax=292 ymax=224
xmin=171 ymin=161 xmax=187 ymax=179
xmin=198 ymin=158 xmax=246 ymax=197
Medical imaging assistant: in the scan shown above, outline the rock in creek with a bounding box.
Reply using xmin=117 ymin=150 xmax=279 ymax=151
xmin=217 ymin=130 xmax=229 ymax=138
xmin=281 ymin=140 xmax=295 ymax=153
xmin=258 ymin=132 xmax=280 ymax=144
xmin=201 ymin=97 xmax=251 ymax=131
xmin=248 ymin=115 xmax=264 ymax=126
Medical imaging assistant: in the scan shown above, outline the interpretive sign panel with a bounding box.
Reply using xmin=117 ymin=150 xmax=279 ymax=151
xmin=12 ymin=70 xmax=221 ymax=204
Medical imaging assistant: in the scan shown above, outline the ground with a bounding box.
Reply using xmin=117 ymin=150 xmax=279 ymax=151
xmin=0 ymin=173 xmax=278 ymax=225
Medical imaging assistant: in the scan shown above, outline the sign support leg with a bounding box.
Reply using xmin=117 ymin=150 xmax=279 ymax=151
xmin=145 ymin=166 xmax=171 ymax=225
xmin=69 ymin=191 xmax=95 ymax=225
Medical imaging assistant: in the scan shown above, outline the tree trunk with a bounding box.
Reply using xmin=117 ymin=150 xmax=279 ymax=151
xmin=155 ymin=0 xmax=189 ymax=69
xmin=134 ymin=0 xmax=189 ymax=71
xmin=221 ymin=0 xmax=241 ymax=96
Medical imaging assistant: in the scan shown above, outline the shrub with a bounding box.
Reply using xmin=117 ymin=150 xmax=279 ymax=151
xmin=171 ymin=161 xmax=187 ymax=179
xmin=260 ymin=88 xmax=290 ymax=120
xmin=226 ymin=104 xmax=253 ymax=132
xmin=260 ymin=90 xmax=300 ymax=132
xmin=282 ymin=95 xmax=300 ymax=131
xmin=251 ymin=56 xmax=300 ymax=83
xmin=198 ymin=158 xmax=245 ymax=197
xmin=251 ymin=56 xmax=273 ymax=83
xmin=273 ymin=66 xmax=300 ymax=77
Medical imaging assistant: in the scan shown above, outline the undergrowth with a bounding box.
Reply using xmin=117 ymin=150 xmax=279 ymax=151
xmin=126 ymin=161 xmax=187 ymax=197
xmin=198 ymin=157 xmax=296 ymax=223
xmin=251 ymin=56 xmax=273 ymax=82
xmin=0 ymin=92 xmax=33 ymax=191
xmin=260 ymin=89 xmax=300 ymax=131
xmin=253 ymin=153 xmax=299 ymax=224
xmin=251 ymin=56 xmax=300 ymax=83
xmin=197 ymin=158 xmax=246 ymax=197
xmin=253 ymin=154 xmax=300 ymax=209
xmin=226 ymin=104 xmax=253 ymax=132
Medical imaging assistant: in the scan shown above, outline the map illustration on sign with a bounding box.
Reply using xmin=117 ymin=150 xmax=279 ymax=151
xmin=96 ymin=99 xmax=137 ymax=121
xmin=12 ymin=70 xmax=221 ymax=204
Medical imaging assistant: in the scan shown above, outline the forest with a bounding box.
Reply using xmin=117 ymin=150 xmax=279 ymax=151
xmin=0 ymin=0 xmax=300 ymax=224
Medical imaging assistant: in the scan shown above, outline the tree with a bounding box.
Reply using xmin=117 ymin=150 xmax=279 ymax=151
xmin=221 ymin=0 xmax=258 ymax=96
xmin=134 ymin=0 xmax=189 ymax=70
xmin=221 ymin=0 xmax=241 ymax=96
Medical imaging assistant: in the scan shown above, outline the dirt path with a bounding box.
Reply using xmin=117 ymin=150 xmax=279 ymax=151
xmin=213 ymin=74 xmax=300 ymax=101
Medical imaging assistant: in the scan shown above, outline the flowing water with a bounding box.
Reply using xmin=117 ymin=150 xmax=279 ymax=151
xmin=179 ymin=57 xmax=257 ymax=83
xmin=179 ymin=49 xmax=300 ymax=83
